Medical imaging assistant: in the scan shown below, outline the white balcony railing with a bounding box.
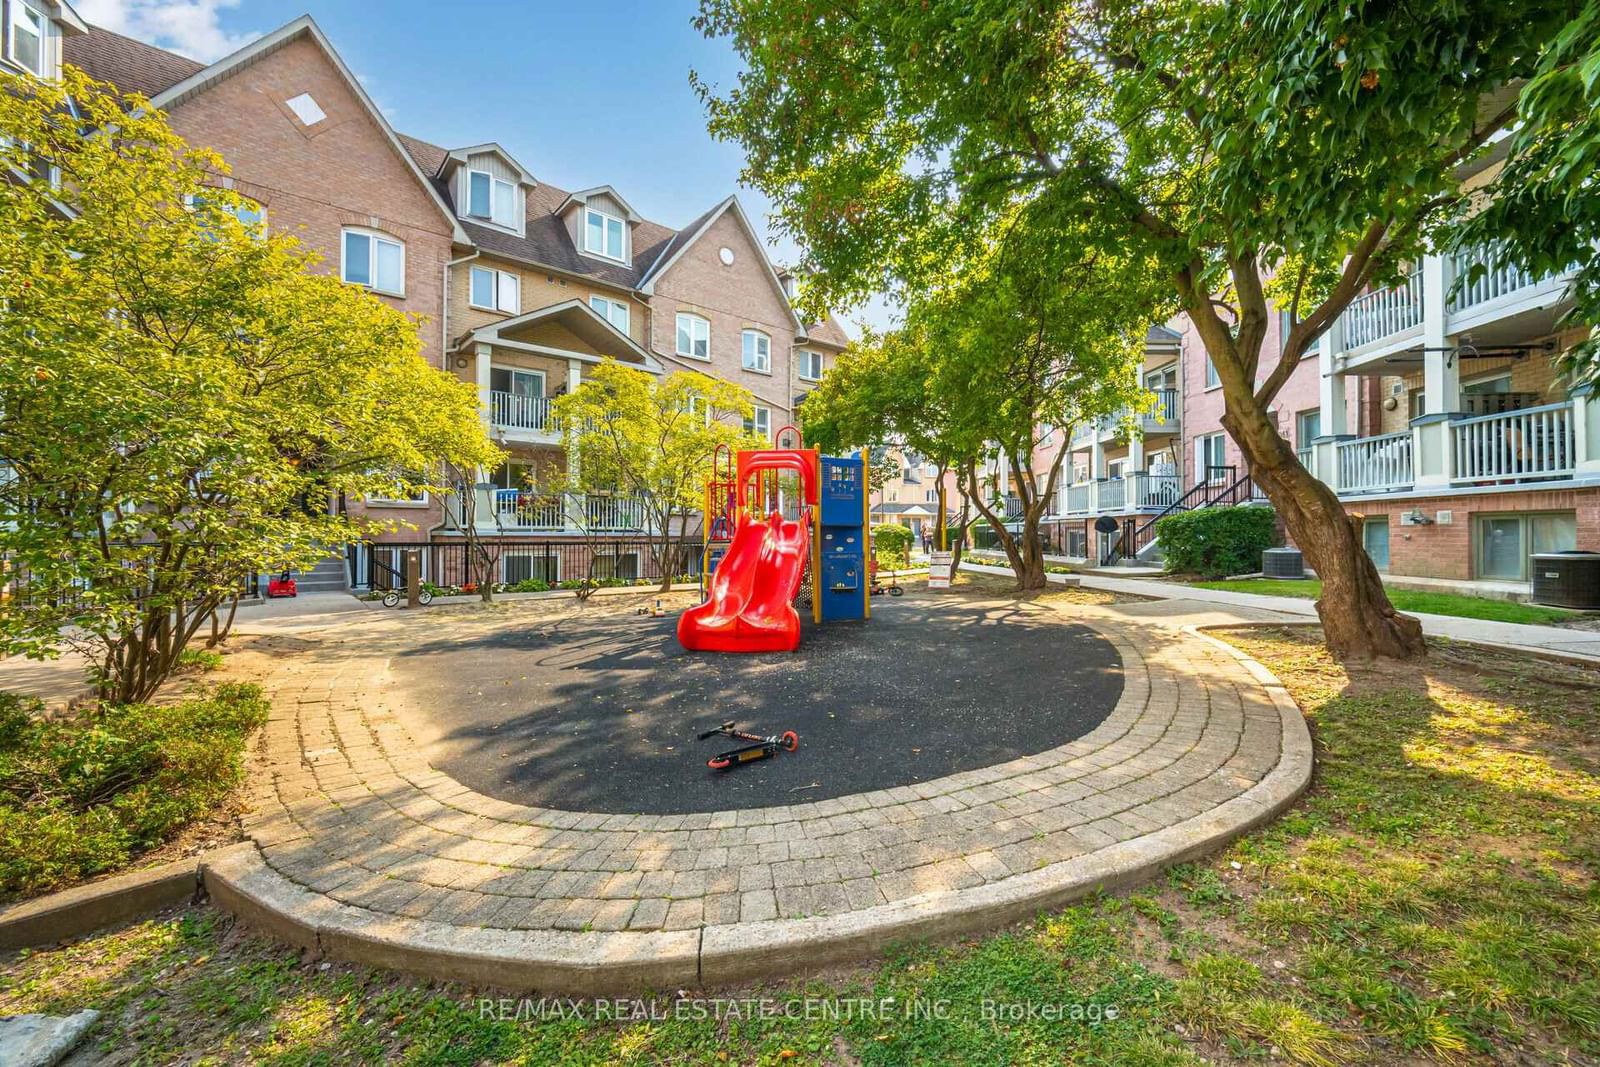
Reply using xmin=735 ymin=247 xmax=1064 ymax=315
xmin=1335 ymin=432 xmax=1414 ymax=493
xmin=1451 ymin=403 xmax=1575 ymax=484
xmin=1065 ymin=482 xmax=1091 ymax=515
xmin=1341 ymin=269 xmax=1425 ymax=349
xmin=1098 ymin=478 xmax=1126 ymax=511
xmin=493 ymin=490 xmax=647 ymax=531
xmin=1132 ymin=472 xmax=1182 ymax=509
xmin=1448 ymin=246 xmax=1536 ymax=312
xmin=491 ymin=391 xmax=553 ymax=432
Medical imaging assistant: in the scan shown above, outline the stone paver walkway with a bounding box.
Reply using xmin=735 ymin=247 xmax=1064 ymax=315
xmin=195 ymin=590 xmax=1311 ymax=992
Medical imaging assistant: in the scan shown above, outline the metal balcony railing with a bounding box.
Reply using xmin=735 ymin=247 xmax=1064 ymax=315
xmin=491 ymin=391 xmax=553 ymax=432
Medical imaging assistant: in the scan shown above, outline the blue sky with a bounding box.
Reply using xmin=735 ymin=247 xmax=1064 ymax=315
xmin=76 ymin=0 xmax=885 ymax=335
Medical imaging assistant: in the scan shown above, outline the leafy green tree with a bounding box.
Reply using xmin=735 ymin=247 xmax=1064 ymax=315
xmin=804 ymin=224 xmax=1154 ymax=589
xmin=695 ymin=0 xmax=1590 ymax=659
xmin=0 ymin=68 xmax=501 ymax=703
xmin=552 ymin=361 xmax=761 ymax=591
xmin=1454 ymin=1 xmax=1600 ymax=373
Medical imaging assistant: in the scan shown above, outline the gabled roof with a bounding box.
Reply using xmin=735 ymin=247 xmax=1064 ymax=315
xmin=555 ymin=185 xmax=642 ymax=222
xmin=69 ymin=16 xmax=469 ymax=243
xmin=65 ymin=23 xmax=202 ymax=97
xmin=635 ymin=195 xmax=805 ymax=334
xmin=438 ymin=143 xmax=536 ymax=187
xmin=462 ymin=299 xmax=663 ymax=373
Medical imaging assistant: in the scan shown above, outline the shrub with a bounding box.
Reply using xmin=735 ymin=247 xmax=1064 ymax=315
xmin=0 ymin=683 xmax=269 ymax=898
xmin=1154 ymin=506 xmax=1278 ymax=578
xmin=873 ymin=523 xmax=914 ymax=568
xmin=177 ymin=648 xmax=223 ymax=672
xmin=504 ymin=578 xmax=551 ymax=594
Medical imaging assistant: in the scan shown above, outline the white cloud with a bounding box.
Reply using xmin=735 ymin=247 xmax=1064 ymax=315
xmin=76 ymin=0 xmax=262 ymax=63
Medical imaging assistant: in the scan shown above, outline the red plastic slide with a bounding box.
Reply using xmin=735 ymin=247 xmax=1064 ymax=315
xmin=677 ymin=509 xmax=810 ymax=653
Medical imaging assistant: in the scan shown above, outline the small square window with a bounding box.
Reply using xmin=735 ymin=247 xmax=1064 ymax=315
xmin=743 ymin=405 xmax=772 ymax=440
xmin=284 ymin=92 xmax=326 ymax=126
xmin=676 ymin=313 xmax=710 ymax=360
xmin=798 ymin=349 xmax=823 ymax=380
xmin=342 ymin=229 xmax=403 ymax=295
xmin=589 ymin=296 xmax=629 ymax=333
xmin=742 ymin=330 xmax=771 ymax=373
xmin=584 ymin=208 xmax=625 ymax=260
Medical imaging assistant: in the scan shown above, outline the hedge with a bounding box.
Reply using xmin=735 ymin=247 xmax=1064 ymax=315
xmin=872 ymin=523 xmax=914 ymax=567
xmin=1154 ymin=506 xmax=1278 ymax=578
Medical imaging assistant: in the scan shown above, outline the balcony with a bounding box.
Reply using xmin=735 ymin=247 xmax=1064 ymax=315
xmin=1059 ymin=472 xmax=1183 ymax=516
xmin=1335 ymin=432 xmax=1414 ymax=494
xmin=1340 ymin=268 xmax=1424 ymax=351
xmin=1069 ymin=389 xmax=1181 ymax=448
xmin=1450 ymin=403 xmax=1574 ymax=484
xmin=491 ymin=490 xmax=647 ymax=532
xmin=490 ymin=391 xmax=556 ymax=438
xmin=1319 ymin=399 xmax=1581 ymax=496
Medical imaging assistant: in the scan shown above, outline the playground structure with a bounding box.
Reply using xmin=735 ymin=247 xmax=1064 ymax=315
xmin=678 ymin=431 xmax=870 ymax=653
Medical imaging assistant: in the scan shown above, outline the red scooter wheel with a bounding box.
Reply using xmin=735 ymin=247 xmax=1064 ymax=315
xmin=781 ymin=730 xmax=799 ymax=752
xmin=707 ymin=755 xmax=732 ymax=770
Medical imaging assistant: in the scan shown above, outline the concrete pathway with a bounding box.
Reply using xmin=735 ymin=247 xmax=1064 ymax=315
xmin=192 ymin=588 xmax=1310 ymax=992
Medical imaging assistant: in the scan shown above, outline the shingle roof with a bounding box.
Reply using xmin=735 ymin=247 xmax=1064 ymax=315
xmin=64 ymin=24 xmax=202 ymax=98
xmin=67 ymin=25 xmax=859 ymax=341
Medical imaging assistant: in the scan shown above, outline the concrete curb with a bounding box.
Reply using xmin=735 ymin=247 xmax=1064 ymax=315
xmin=199 ymin=630 xmax=1313 ymax=993
xmin=0 ymin=852 xmax=216 ymax=949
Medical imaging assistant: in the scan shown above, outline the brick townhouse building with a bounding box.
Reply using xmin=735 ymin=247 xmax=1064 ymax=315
xmin=62 ymin=14 xmax=848 ymax=588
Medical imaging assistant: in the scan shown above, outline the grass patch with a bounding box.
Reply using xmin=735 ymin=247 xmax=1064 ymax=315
xmin=3 ymin=619 xmax=1596 ymax=1063
xmin=1187 ymin=578 xmax=1583 ymax=625
xmin=0 ymin=682 xmax=267 ymax=899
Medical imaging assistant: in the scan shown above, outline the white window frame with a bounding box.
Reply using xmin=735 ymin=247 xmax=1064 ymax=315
xmin=1196 ymin=432 xmax=1227 ymax=484
xmin=341 ymin=228 xmax=405 ymax=296
xmin=503 ymin=550 xmax=559 ymax=585
xmin=1203 ymin=355 xmax=1220 ymax=389
xmin=797 ymin=349 xmax=824 ymax=381
xmin=7 ymin=1 xmax=49 ymax=79
xmin=367 ymin=482 xmax=429 ymax=507
xmin=467 ymin=170 xmax=518 ymax=229
xmin=744 ymin=405 xmax=772 ymax=440
xmin=590 ymin=295 xmax=629 ymax=333
xmin=676 ymin=312 xmax=710 ymax=360
xmin=584 ymin=207 xmax=626 ymax=261
xmin=679 ymin=394 xmax=712 ymax=425
xmin=742 ymin=329 xmax=771 ymax=373
xmin=470 ymin=266 xmax=520 ymax=314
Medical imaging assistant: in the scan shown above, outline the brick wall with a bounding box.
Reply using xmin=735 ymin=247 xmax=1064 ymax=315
xmin=160 ymin=36 xmax=458 ymax=543
xmin=1176 ymin=311 xmax=1321 ymax=485
xmin=451 ymin=253 xmax=646 ymax=347
xmin=646 ymin=211 xmax=805 ymax=435
xmin=1339 ymin=486 xmax=1600 ymax=580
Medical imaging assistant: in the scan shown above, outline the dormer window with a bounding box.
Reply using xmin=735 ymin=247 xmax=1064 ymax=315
xmin=8 ymin=1 xmax=47 ymax=78
xmin=467 ymin=170 xmax=518 ymax=228
xmin=584 ymin=208 xmax=625 ymax=261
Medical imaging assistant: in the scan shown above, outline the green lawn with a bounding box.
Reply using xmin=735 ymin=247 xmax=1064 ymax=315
xmin=3 ymin=626 xmax=1597 ymax=1064
xmin=1186 ymin=578 xmax=1583 ymax=626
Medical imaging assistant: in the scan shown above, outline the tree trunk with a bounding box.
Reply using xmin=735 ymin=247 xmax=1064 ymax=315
xmin=1222 ymin=404 xmax=1425 ymax=661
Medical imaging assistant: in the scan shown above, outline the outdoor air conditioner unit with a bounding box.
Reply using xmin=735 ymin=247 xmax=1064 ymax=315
xmin=1262 ymin=547 xmax=1305 ymax=578
xmin=1532 ymin=551 xmax=1600 ymax=609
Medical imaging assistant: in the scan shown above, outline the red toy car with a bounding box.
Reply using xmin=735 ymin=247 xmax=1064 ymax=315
xmin=266 ymin=572 xmax=297 ymax=598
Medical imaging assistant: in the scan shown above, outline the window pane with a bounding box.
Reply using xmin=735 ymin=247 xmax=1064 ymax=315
xmin=471 ymin=267 xmax=494 ymax=307
xmin=611 ymin=303 xmax=629 ymax=332
xmin=586 ymin=212 xmax=604 ymax=253
xmin=14 ymin=6 xmax=42 ymax=74
xmin=497 ymin=271 xmax=519 ymax=313
xmin=1531 ymin=513 xmax=1576 ymax=556
xmin=375 ymin=239 xmax=402 ymax=292
xmin=493 ymin=179 xmax=515 ymax=226
xmin=468 ymin=172 xmax=491 ymax=218
xmin=694 ymin=322 xmax=708 ymax=358
xmin=1363 ymin=519 xmax=1390 ymax=571
xmin=1479 ymin=517 xmax=1522 ymax=579
xmin=606 ymin=217 xmax=624 ymax=258
xmin=343 ymin=231 xmax=370 ymax=285
xmin=676 ymin=315 xmax=691 ymax=354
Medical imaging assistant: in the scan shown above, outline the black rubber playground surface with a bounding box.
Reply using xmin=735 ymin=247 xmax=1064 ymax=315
xmin=389 ymin=591 xmax=1124 ymax=814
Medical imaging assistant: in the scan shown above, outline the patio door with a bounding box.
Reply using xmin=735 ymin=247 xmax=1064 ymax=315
xmin=490 ymin=368 xmax=546 ymax=429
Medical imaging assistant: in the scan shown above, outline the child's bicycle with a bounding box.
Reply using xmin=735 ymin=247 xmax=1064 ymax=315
xmin=698 ymin=720 xmax=799 ymax=770
xmin=868 ymin=559 xmax=904 ymax=597
xmin=381 ymin=587 xmax=433 ymax=608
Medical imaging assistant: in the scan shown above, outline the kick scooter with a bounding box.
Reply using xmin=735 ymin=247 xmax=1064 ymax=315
xmin=699 ymin=721 xmax=799 ymax=770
